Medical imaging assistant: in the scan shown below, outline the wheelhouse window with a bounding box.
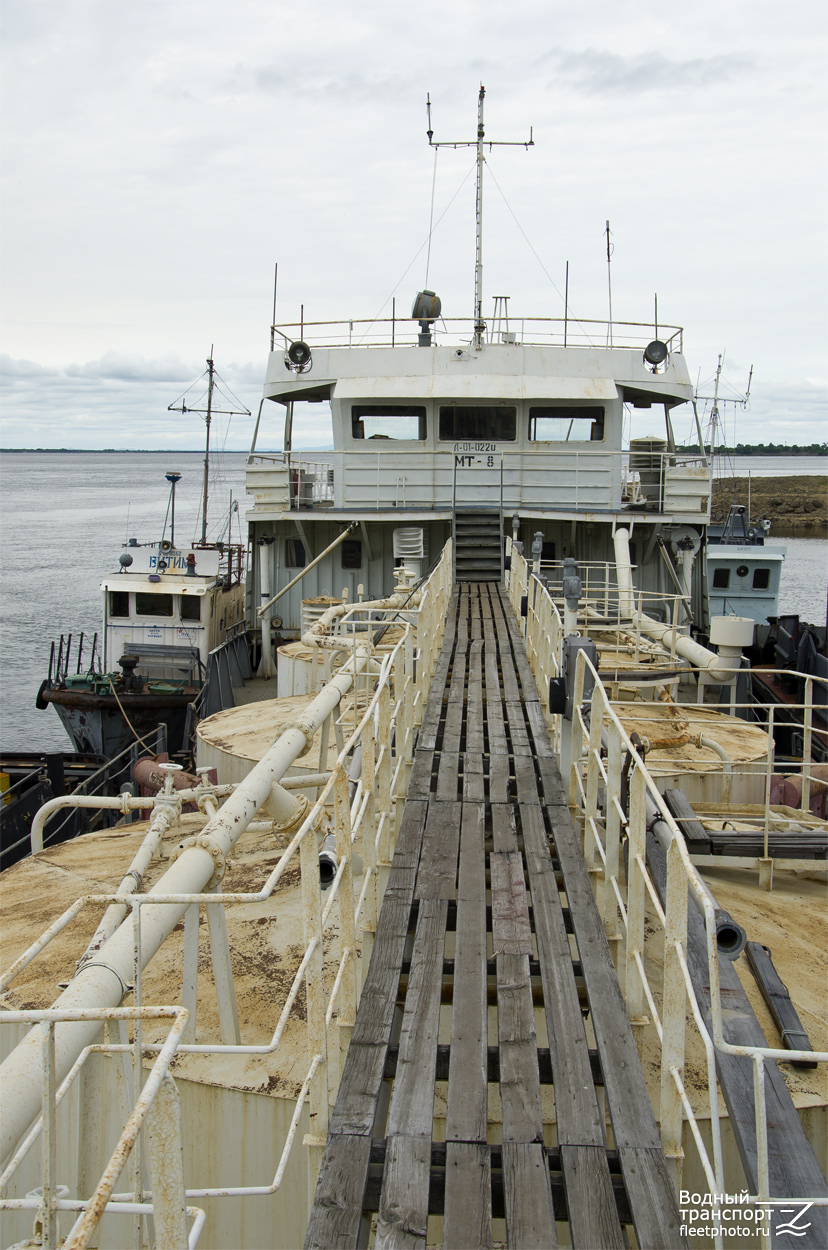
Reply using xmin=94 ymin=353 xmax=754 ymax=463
xmin=180 ymin=595 xmax=201 ymax=621
xmin=109 ymin=590 xmax=129 ymax=618
xmin=135 ymin=593 xmax=173 ymax=616
xmin=712 ymin=568 xmax=730 ymax=589
xmin=528 ymin=407 xmax=605 ymax=442
xmin=341 ymin=539 xmax=363 ymax=569
xmin=352 ymin=406 xmax=426 ymax=440
xmin=752 ymin=568 xmax=771 ymax=590
xmin=438 ymin=405 xmax=516 ymax=441
xmin=285 ymin=538 xmax=306 ymax=568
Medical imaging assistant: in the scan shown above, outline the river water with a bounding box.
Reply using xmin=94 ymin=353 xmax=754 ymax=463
xmin=1 ymin=451 xmax=826 ymax=752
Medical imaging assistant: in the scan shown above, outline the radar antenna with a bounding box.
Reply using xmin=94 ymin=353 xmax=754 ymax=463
xmin=168 ymin=351 xmax=251 ymax=544
xmin=426 ymin=88 xmax=533 ymax=350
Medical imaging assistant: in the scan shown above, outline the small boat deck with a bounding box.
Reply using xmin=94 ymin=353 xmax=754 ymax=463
xmin=305 ymin=583 xmax=683 ymax=1248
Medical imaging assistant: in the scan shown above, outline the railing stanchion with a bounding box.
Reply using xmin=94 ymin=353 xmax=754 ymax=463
xmin=661 ymin=837 xmax=689 ymax=1190
xmin=626 ymin=766 xmax=647 ymax=1031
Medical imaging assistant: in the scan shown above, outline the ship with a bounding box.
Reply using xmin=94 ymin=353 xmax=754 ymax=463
xmin=1 ymin=90 xmax=825 ymax=1249
xmin=33 ymin=356 xmax=249 ymax=766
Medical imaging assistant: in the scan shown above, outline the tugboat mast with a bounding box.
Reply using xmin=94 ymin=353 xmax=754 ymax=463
xmin=168 ymin=351 xmax=250 ymax=545
xmin=427 ymin=88 xmax=534 ymax=350
xmin=202 ymin=354 xmax=216 ymax=544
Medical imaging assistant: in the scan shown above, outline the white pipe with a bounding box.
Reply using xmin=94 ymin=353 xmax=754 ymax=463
xmin=680 ymin=546 xmax=695 ymax=601
xmin=0 ymin=649 xmax=371 ymax=1161
xmin=613 ymin=527 xmax=636 ymax=617
xmin=257 ymin=524 xmax=357 ymax=618
xmin=697 ymin=733 xmax=732 ymax=802
xmin=301 ymin=585 xmax=421 ymax=652
xmin=258 ymin=540 xmax=275 ymax=679
xmin=77 ymin=806 xmax=178 ymax=970
xmin=613 ymin=527 xmax=741 ymax=682
xmin=29 ymin=787 xmax=237 ymax=854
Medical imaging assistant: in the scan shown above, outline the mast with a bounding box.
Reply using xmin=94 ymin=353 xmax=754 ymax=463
xmin=426 ymin=89 xmax=533 ymax=351
xmin=168 ymin=353 xmax=251 ymax=545
xmin=202 ymin=352 xmax=215 ymax=545
xmin=474 ymin=86 xmax=486 ymax=350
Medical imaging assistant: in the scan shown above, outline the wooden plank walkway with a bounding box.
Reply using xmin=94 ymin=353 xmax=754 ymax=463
xmin=306 ymin=583 xmax=682 ymax=1249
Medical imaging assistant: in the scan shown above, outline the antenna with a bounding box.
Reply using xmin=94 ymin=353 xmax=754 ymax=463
xmin=271 ymin=263 xmax=278 ymax=351
xmin=168 ymin=352 xmax=251 ymax=544
xmin=695 ymin=353 xmax=753 ymax=461
xmin=426 ymin=87 xmax=534 ymax=350
xmin=605 ymin=221 xmax=613 ymax=347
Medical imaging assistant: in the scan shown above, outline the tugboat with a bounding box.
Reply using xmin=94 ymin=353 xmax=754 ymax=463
xmin=35 ymin=356 xmax=249 ymax=760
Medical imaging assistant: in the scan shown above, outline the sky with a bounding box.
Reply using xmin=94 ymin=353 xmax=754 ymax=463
xmin=1 ymin=0 xmax=827 ymax=452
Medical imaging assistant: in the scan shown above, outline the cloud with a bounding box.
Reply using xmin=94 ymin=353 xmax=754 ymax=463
xmin=539 ymin=49 xmax=755 ymax=96
xmin=0 ymin=351 xmax=267 ymax=450
xmin=63 ymin=352 xmax=198 ymax=383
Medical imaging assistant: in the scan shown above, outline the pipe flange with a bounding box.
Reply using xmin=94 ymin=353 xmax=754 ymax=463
xmin=271 ymin=791 xmax=314 ymax=834
xmin=280 ymin=721 xmax=316 ymax=759
xmin=77 ymin=961 xmax=134 ymax=1004
xmin=173 ymin=833 xmax=227 ymax=888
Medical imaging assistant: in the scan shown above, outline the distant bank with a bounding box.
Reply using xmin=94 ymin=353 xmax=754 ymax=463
xmin=711 ymin=474 xmax=828 ymax=534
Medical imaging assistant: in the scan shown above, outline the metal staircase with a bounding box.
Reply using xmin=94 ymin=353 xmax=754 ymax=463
xmin=453 ymin=508 xmax=503 ymax=581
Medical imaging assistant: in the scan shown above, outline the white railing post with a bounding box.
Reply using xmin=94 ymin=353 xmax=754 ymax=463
xmin=205 ymin=887 xmax=241 ymax=1046
xmin=584 ymin=686 xmax=603 ymax=881
xmin=359 ymin=713 xmax=378 ymax=978
xmin=603 ymin=731 xmax=623 ymax=946
xmin=333 ymin=768 xmax=357 ymax=1083
xmin=300 ymin=826 xmax=328 ymax=1205
xmin=661 ymin=838 xmax=688 ymax=1190
xmin=146 ymin=1073 xmax=189 ymax=1250
xmin=376 ymin=683 xmax=393 ymax=899
xmin=626 ymin=766 xmax=647 ymax=1031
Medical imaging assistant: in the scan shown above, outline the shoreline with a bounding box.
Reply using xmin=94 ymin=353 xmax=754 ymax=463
xmin=711 ymin=475 xmax=828 ymax=535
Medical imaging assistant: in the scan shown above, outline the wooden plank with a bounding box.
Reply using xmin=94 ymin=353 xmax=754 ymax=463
xmin=523 ymin=838 xmax=604 ymax=1149
xmin=491 ymin=803 xmax=519 ymax=853
xmin=498 ymin=651 xmax=521 ymax=703
xmin=617 ymin=1146 xmax=684 ymax=1250
xmin=446 ymin=804 xmax=488 ymax=1144
xmin=304 ymin=1132 xmax=372 ymax=1249
xmin=503 ymin=700 xmax=532 ymax=756
xmin=386 ymin=899 xmax=449 ymax=1138
xmin=415 ymin=802 xmax=462 ymax=900
xmin=745 ymin=941 xmax=817 ymax=1065
xmin=495 ymin=589 xmax=539 ymax=697
xmin=501 ymin=1142 xmax=557 ymax=1248
xmin=462 ymin=754 xmax=486 ymax=803
xmin=443 ymin=649 xmax=467 ymax=746
xmin=488 ymin=753 xmax=510 ymax=805
xmin=466 ymin=640 xmax=485 ymax=752
xmin=524 ymin=700 xmax=555 ymax=757
xmin=535 ymin=754 xmax=567 ymax=807
xmin=496 ymin=952 xmax=544 ymax=1143
xmin=549 ymin=803 xmax=663 ymax=1151
xmin=483 ymin=649 xmax=507 ymax=754
xmin=376 ymin=1135 xmax=431 ymax=1249
xmin=512 ymin=754 xmax=540 ymax=806
xmin=443 ymin=1142 xmax=493 ymax=1249
xmin=406 ymin=749 xmax=434 ymax=802
xmin=559 ymin=1145 xmax=624 ymax=1249
xmin=490 ymin=852 xmax=532 ymax=956
xmin=393 ymin=799 xmax=430 ymax=862
xmin=435 ymin=751 xmax=461 ymax=802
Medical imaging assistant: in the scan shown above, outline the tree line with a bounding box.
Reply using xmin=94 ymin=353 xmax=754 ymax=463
xmin=683 ymin=442 xmax=827 ymax=456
